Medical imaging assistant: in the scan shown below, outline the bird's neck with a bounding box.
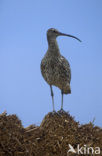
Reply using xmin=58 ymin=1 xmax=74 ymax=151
xmin=47 ymin=38 xmax=60 ymax=55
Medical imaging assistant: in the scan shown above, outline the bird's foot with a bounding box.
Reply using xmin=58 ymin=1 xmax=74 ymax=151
xmin=52 ymin=110 xmax=56 ymax=115
xmin=53 ymin=110 xmax=56 ymax=112
xmin=60 ymin=108 xmax=65 ymax=112
xmin=51 ymin=110 xmax=62 ymax=116
xmin=57 ymin=108 xmax=66 ymax=115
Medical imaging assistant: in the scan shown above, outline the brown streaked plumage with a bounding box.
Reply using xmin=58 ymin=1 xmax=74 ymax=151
xmin=41 ymin=28 xmax=81 ymax=111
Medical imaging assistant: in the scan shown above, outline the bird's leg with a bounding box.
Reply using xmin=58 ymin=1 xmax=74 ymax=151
xmin=61 ymin=90 xmax=64 ymax=110
xmin=58 ymin=90 xmax=65 ymax=114
xmin=50 ymin=85 xmax=55 ymax=112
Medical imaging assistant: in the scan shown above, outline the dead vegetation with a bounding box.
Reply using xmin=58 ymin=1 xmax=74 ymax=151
xmin=0 ymin=110 xmax=102 ymax=156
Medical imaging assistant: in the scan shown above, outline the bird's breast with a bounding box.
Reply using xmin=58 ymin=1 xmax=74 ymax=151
xmin=41 ymin=54 xmax=71 ymax=93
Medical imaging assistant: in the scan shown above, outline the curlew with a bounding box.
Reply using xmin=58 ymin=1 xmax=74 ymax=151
xmin=41 ymin=28 xmax=81 ymax=112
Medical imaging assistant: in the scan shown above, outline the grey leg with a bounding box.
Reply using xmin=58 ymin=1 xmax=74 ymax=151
xmin=61 ymin=90 xmax=63 ymax=110
xmin=50 ymin=85 xmax=55 ymax=112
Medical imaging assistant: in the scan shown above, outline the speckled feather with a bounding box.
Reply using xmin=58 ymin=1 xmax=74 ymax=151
xmin=41 ymin=48 xmax=71 ymax=94
xmin=41 ymin=28 xmax=81 ymax=110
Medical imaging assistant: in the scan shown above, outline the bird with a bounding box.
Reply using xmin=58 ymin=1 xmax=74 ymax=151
xmin=41 ymin=28 xmax=81 ymax=112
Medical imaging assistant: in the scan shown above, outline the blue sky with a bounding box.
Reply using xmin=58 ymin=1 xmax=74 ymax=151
xmin=0 ymin=0 xmax=102 ymax=127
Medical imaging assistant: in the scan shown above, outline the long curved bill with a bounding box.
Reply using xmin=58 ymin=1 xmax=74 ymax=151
xmin=59 ymin=32 xmax=81 ymax=42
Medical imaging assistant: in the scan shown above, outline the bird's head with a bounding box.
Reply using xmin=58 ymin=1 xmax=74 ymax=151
xmin=47 ymin=28 xmax=61 ymax=39
xmin=47 ymin=28 xmax=81 ymax=42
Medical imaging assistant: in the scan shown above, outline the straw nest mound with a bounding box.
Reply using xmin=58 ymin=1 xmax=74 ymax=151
xmin=0 ymin=110 xmax=102 ymax=156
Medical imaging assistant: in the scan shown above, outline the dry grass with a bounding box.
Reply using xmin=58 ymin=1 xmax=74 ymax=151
xmin=0 ymin=110 xmax=102 ymax=156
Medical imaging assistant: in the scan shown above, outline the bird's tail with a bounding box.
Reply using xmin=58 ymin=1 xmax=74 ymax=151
xmin=63 ymin=84 xmax=71 ymax=94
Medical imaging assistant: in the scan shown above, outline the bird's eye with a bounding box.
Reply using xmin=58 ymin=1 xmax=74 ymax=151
xmin=53 ymin=30 xmax=56 ymax=33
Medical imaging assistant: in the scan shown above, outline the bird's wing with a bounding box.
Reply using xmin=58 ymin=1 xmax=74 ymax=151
xmin=58 ymin=56 xmax=71 ymax=82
